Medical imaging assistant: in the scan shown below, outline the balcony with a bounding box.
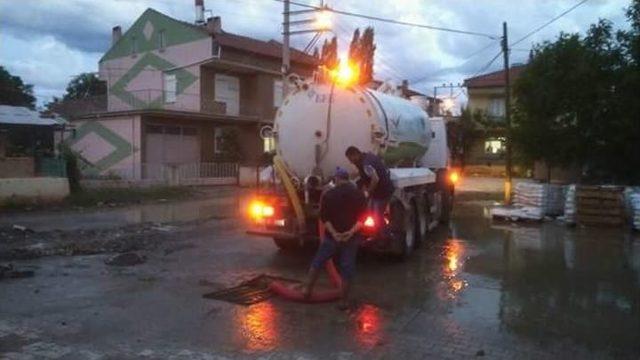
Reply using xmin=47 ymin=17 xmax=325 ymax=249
xmin=53 ymin=89 xmax=259 ymax=119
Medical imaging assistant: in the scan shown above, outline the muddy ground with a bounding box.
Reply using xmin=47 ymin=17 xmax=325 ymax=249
xmin=1 ymin=179 xmax=639 ymax=359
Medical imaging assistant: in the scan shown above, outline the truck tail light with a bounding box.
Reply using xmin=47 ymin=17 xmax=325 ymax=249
xmin=363 ymin=215 xmax=376 ymax=229
xmin=361 ymin=213 xmax=378 ymax=236
xmin=449 ymin=170 xmax=460 ymax=184
xmin=249 ymin=200 xmax=275 ymax=219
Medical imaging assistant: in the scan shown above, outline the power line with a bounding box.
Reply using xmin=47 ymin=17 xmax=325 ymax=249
xmin=276 ymin=0 xmax=500 ymax=40
xmin=510 ymin=0 xmax=589 ymax=47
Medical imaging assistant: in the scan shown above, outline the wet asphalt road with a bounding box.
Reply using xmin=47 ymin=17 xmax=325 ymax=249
xmin=1 ymin=192 xmax=640 ymax=359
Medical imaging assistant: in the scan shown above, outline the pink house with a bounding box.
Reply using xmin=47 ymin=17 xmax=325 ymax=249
xmin=67 ymin=3 xmax=317 ymax=180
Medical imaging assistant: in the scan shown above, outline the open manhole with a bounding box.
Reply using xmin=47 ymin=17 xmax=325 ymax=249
xmin=202 ymin=274 xmax=299 ymax=305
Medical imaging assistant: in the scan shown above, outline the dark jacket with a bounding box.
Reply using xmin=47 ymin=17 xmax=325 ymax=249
xmin=355 ymin=152 xmax=394 ymax=200
xmin=320 ymin=182 xmax=367 ymax=233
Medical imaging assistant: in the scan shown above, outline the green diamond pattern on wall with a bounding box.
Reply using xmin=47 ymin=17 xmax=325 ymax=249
xmin=69 ymin=121 xmax=135 ymax=172
xmin=110 ymin=52 xmax=197 ymax=109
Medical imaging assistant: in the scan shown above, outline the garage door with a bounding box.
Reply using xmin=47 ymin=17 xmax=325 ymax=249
xmin=214 ymin=74 xmax=240 ymax=116
xmin=145 ymin=124 xmax=200 ymax=168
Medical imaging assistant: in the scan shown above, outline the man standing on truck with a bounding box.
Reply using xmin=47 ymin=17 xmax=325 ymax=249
xmin=303 ymin=167 xmax=367 ymax=310
xmin=345 ymin=146 xmax=395 ymax=219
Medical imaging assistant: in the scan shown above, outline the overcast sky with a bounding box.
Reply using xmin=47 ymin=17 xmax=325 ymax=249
xmin=0 ymin=0 xmax=630 ymax=107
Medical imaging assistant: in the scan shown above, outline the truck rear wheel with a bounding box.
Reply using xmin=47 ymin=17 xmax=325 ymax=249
xmin=440 ymin=188 xmax=454 ymax=224
xmin=413 ymin=199 xmax=427 ymax=248
xmin=389 ymin=201 xmax=415 ymax=260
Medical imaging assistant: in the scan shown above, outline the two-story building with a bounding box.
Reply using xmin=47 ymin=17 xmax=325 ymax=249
xmin=462 ymin=64 xmax=525 ymax=173
xmin=67 ymin=6 xmax=317 ymax=180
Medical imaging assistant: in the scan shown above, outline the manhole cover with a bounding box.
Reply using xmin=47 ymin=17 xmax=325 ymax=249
xmin=202 ymin=274 xmax=299 ymax=305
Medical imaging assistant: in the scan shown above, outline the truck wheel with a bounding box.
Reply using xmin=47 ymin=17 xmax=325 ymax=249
xmin=440 ymin=188 xmax=454 ymax=224
xmin=390 ymin=201 xmax=415 ymax=259
xmin=413 ymin=199 xmax=427 ymax=248
xmin=273 ymin=237 xmax=299 ymax=251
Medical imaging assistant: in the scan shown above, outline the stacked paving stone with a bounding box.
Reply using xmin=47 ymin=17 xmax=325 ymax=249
xmin=576 ymin=185 xmax=626 ymax=226
xmin=629 ymin=190 xmax=640 ymax=230
xmin=563 ymin=185 xmax=577 ymax=224
xmin=513 ymin=182 xmax=566 ymax=216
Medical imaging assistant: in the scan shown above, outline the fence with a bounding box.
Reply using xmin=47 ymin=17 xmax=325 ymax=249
xmin=36 ymin=157 xmax=67 ymax=178
xmin=81 ymin=162 xmax=239 ymax=187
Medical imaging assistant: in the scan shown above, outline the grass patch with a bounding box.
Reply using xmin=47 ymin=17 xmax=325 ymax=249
xmin=65 ymin=186 xmax=197 ymax=207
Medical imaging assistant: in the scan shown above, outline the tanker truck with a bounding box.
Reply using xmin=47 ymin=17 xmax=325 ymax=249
xmin=247 ymin=79 xmax=457 ymax=259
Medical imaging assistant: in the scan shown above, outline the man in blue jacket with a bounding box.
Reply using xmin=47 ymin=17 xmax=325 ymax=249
xmin=345 ymin=146 xmax=395 ymax=219
xmin=303 ymin=167 xmax=367 ymax=310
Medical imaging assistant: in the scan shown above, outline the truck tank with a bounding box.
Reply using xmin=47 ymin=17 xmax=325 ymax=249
xmin=274 ymin=83 xmax=432 ymax=180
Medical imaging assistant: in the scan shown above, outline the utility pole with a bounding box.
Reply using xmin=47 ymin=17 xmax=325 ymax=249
xmin=501 ymin=21 xmax=513 ymax=204
xmin=282 ymin=0 xmax=291 ymax=97
xmin=433 ymin=83 xmax=462 ymax=116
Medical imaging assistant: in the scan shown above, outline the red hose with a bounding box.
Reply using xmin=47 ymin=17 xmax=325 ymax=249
xmin=269 ymin=221 xmax=343 ymax=303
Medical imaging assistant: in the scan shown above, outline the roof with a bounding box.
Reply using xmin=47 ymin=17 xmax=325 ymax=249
xmin=0 ymin=105 xmax=66 ymax=126
xmin=369 ymin=80 xmax=438 ymax=101
xmin=464 ymin=64 xmax=526 ymax=89
xmin=214 ymin=34 xmax=318 ymax=66
xmin=102 ymin=8 xmax=318 ymax=66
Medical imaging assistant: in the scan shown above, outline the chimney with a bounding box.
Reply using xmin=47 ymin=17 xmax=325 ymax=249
xmin=206 ymin=16 xmax=222 ymax=34
xmin=112 ymin=26 xmax=122 ymax=45
xmin=195 ymin=0 xmax=205 ymax=25
xmin=401 ymin=79 xmax=409 ymax=97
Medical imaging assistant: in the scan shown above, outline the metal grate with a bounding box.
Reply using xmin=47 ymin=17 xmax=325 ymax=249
xmin=202 ymin=274 xmax=299 ymax=305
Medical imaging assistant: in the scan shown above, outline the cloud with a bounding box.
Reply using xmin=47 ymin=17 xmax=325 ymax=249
xmin=0 ymin=0 xmax=632 ymax=106
xmin=0 ymin=33 xmax=101 ymax=104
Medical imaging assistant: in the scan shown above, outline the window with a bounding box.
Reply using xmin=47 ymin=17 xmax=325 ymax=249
xmin=164 ymin=73 xmax=177 ymax=103
xmin=158 ymin=30 xmax=166 ymax=49
xmin=485 ymin=137 xmax=506 ymax=155
xmin=488 ymin=98 xmax=505 ymax=117
xmin=273 ymin=80 xmax=283 ymax=107
xmin=131 ymin=36 xmax=138 ymax=55
xmin=214 ymin=128 xmax=224 ymax=154
xmin=212 ymin=41 xmax=221 ymax=57
xmin=214 ymin=74 xmax=240 ymax=116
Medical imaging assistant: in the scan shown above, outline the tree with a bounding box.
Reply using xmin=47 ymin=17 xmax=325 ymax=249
xmin=348 ymin=27 xmax=376 ymax=84
xmin=447 ymin=108 xmax=486 ymax=168
xmin=46 ymin=72 xmax=107 ymax=117
xmin=513 ymin=1 xmax=640 ymax=183
xmin=320 ymin=36 xmax=338 ymax=69
xmin=0 ymin=66 xmax=36 ymax=109
xmin=62 ymin=73 xmax=106 ymax=101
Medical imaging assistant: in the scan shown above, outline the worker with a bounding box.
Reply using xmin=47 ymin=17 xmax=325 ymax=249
xmin=302 ymin=167 xmax=367 ymax=310
xmin=345 ymin=146 xmax=395 ymax=220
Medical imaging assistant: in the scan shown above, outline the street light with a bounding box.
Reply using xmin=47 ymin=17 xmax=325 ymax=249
xmin=442 ymin=98 xmax=455 ymax=112
xmin=315 ymin=9 xmax=332 ymax=30
xmin=330 ymin=57 xmax=359 ymax=87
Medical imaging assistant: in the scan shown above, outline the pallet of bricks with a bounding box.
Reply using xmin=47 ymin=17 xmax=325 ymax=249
xmin=576 ymin=185 xmax=625 ymax=226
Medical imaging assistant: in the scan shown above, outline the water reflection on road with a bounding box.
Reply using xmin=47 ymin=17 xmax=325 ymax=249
xmin=453 ymin=204 xmax=640 ymax=354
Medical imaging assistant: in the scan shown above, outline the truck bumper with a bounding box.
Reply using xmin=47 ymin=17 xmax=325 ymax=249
xmin=246 ymin=229 xmax=298 ymax=239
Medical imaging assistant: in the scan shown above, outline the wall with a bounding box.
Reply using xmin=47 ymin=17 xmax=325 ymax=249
xmin=0 ymin=157 xmax=34 ymax=178
xmin=100 ymin=10 xmax=212 ymax=113
xmin=0 ymin=177 xmax=69 ymax=202
xmin=467 ymin=87 xmax=504 ymax=114
xmin=68 ymin=115 xmax=142 ymax=179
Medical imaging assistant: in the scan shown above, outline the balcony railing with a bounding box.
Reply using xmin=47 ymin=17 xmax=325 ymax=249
xmin=109 ymin=89 xmax=259 ymax=117
xmin=52 ymin=90 xmax=259 ymax=118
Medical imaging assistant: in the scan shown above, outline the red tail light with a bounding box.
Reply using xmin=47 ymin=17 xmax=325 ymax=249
xmin=361 ymin=213 xmax=378 ymax=236
xmin=363 ymin=215 xmax=376 ymax=229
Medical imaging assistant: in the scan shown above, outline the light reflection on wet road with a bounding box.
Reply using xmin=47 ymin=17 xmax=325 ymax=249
xmin=0 ymin=198 xmax=639 ymax=358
